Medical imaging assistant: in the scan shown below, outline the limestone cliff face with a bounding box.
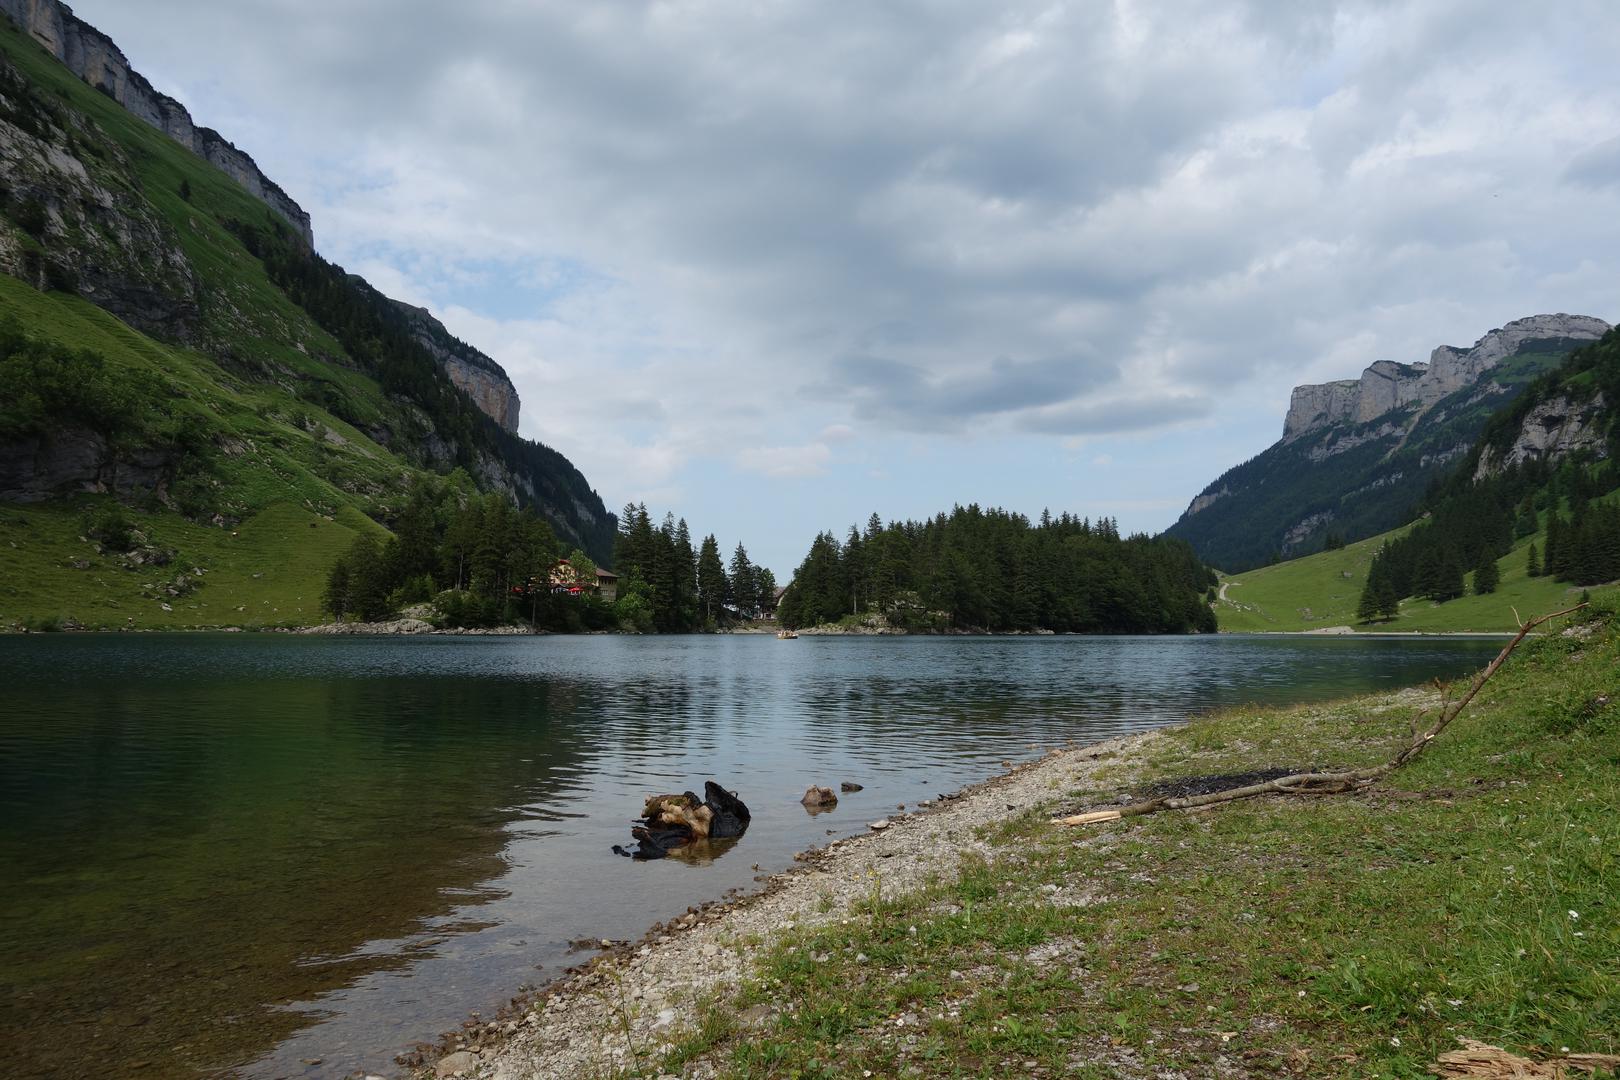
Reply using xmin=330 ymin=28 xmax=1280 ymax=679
xmin=393 ymin=300 xmax=521 ymax=433
xmin=1282 ymin=314 xmax=1611 ymax=440
xmin=0 ymin=0 xmax=312 ymax=246
xmin=1473 ymin=393 xmax=1608 ymax=480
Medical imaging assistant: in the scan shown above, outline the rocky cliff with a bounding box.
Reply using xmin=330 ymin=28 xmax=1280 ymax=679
xmin=1167 ymin=313 xmax=1613 ymax=571
xmin=1473 ymin=393 xmax=1608 ymax=480
xmin=1283 ymin=315 xmax=1611 ymax=440
xmin=0 ymin=0 xmax=312 ymax=246
xmin=393 ymin=300 xmax=520 ymax=433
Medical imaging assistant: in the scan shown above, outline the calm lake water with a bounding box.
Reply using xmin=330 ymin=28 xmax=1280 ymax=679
xmin=0 ymin=632 xmax=1504 ymax=1078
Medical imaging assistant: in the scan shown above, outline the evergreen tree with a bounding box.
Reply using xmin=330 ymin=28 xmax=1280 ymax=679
xmin=1546 ymin=512 xmax=1569 ymax=580
xmin=1377 ymin=574 xmax=1401 ymax=620
xmin=1472 ymin=552 xmax=1499 ymax=595
xmin=1526 ymin=542 xmax=1541 ymax=577
xmin=696 ymin=535 xmax=727 ymax=622
xmin=1356 ymin=575 xmax=1383 ymax=623
xmin=729 ymin=543 xmax=759 ymax=616
xmin=322 ymin=558 xmax=353 ymax=620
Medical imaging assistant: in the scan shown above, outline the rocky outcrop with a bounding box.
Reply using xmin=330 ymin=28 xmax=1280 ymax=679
xmin=393 ymin=300 xmax=521 ymax=433
xmin=0 ymin=0 xmax=313 ymax=245
xmin=0 ymin=55 xmax=201 ymax=338
xmin=1303 ymin=420 xmax=1406 ymax=464
xmin=1283 ymin=380 xmax=1360 ymax=439
xmin=0 ymin=429 xmax=177 ymax=502
xmin=1283 ymin=315 xmax=1611 ymax=440
xmin=1473 ymin=393 xmax=1608 ymax=480
xmin=1184 ymin=486 xmax=1231 ymax=517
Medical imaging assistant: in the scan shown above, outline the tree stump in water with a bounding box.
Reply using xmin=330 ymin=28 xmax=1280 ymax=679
xmin=614 ymin=781 xmax=751 ymax=860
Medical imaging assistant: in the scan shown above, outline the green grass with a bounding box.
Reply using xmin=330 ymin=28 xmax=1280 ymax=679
xmin=652 ymin=605 xmax=1620 ymax=1078
xmin=1216 ymin=523 xmax=1592 ymax=634
xmin=0 ymin=499 xmax=385 ymax=629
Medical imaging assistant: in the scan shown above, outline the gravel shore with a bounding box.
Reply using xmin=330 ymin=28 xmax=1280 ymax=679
xmin=411 ymin=730 xmax=1160 ymax=1080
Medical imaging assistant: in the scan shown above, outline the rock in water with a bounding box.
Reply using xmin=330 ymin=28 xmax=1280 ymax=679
xmin=839 ymin=781 xmax=864 ymax=792
xmin=800 ymin=785 xmax=838 ymax=807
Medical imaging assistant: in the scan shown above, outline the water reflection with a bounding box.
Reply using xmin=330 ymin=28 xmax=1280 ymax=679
xmin=0 ymin=633 xmax=1502 ymax=1078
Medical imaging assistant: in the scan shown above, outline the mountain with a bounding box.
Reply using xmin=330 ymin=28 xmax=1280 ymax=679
xmin=1166 ymin=314 xmax=1611 ymax=571
xmin=0 ymin=2 xmax=612 ymax=563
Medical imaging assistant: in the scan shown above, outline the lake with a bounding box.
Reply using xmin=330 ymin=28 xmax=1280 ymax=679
xmin=0 ymin=632 xmax=1504 ymax=1078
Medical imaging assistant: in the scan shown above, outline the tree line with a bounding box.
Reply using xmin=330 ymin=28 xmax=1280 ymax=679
xmin=320 ymin=484 xmax=774 ymax=632
xmin=321 ymin=477 xmax=608 ymax=629
xmin=610 ymin=503 xmax=776 ymax=633
xmin=1356 ymin=456 xmax=1618 ymax=622
xmin=776 ymin=505 xmax=1217 ymax=634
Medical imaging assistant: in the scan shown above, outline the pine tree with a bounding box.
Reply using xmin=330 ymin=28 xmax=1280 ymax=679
xmin=729 ymin=543 xmax=758 ymax=617
xmin=1472 ymin=552 xmax=1499 ymax=595
xmin=696 ymin=535 xmax=727 ymax=622
xmin=1356 ymin=575 xmax=1383 ymax=623
xmin=1545 ymin=512 xmax=1568 ymax=580
xmin=1377 ymin=574 xmax=1401 ymax=620
xmin=1526 ymin=542 xmax=1541 ymax=578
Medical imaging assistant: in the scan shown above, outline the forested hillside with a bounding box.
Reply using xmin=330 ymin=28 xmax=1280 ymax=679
xmin=778 ymin=506 xmax=1217 ymax=634
xmin=0 ymin=8 xmax=613 ymax=633
xmin=1168 ymin=317 xmax=1608 ymax=571
xmin=1218 ymin=326 xmax=1620 ymax=633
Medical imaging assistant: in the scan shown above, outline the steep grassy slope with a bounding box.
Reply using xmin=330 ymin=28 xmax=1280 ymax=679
xmin=1216 ymin=519 xmax=1596 ymax=633
xmin=0 ymin=10 xmax=614 ymax=609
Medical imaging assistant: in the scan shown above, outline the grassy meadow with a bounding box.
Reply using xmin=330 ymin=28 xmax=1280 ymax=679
xmin=1216 ymin=524 xmax=1595 ymax=634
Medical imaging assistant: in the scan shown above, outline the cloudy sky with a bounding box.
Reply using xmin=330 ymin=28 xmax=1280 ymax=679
xmin=76 ymin=1 xmax=1620 ymax=573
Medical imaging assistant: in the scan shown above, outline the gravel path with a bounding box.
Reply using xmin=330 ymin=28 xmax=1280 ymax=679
xmin=412 ymin=731 xmax=1160 ymax=1080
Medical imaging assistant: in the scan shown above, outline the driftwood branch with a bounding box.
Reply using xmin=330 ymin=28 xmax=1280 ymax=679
xmin=1054 ymin=604 xmax=1586 ymax=828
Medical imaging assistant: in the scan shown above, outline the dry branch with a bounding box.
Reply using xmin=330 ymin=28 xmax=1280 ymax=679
xmin=1433 ymin=1037 xmax=1620 ymax=1078
xmin=1053 ymin=604 xmax=1586 ymax=828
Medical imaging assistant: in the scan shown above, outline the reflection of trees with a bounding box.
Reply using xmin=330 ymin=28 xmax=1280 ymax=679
xmin=0 ymin=657 xmax=604 ymax=1079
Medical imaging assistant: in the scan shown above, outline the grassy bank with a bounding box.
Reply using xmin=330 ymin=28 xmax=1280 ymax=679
xmin=0 ymin=499 xmax=382 ymax=630
xmin=1217 ymin=525 xmax=1588 ymax=634
xmin=654 ymin=607 xmax=1618 ymax=1078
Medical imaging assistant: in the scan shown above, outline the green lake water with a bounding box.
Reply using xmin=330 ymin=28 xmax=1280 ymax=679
xmin=0 ymin=632 xmax=1504 ymax=1078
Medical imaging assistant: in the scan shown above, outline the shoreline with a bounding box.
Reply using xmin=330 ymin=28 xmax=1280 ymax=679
xmin=404 ymin=730 xmax=1162 ymax=1079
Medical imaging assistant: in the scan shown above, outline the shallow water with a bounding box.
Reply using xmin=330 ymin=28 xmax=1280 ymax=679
xmin=0 ymin=632 xmax=1502 ymax=1078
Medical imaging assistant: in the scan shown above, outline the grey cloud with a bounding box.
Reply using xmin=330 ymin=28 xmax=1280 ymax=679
xmin=1565 ymin=136 xmax=1620 ymax=191
xmin=72 ymin=0 xmax=1620 ymax=448
xmin=1021 ymin=396 xmax=1214 ymax=437
xmin=828 ymin=350 xmax=1118 ymax=429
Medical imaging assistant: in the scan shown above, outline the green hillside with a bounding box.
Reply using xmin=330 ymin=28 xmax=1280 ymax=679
xmin=1217 ymin=521 xmax=1595 ymax=633
xmin=0 ymin=12 xmax=614 ymax=628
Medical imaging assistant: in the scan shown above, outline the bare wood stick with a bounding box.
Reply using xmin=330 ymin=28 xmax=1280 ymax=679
xmin=1053 ymin=604 xmax=1586 ymax=828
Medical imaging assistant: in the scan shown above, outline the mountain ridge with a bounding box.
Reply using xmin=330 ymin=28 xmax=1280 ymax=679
xmin=1166 ymin=313 xmax=1612 ymax=571
xmin=0 ymin=11 xmax=610 ymax=561
xmin=0 ymin=0 xmax=312 ymax=245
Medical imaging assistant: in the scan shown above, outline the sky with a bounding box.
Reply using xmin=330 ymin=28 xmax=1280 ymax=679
xmin=73 ymin=0 xmax=1620 ymax=575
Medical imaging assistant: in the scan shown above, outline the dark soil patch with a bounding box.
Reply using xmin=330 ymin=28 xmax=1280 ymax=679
xmin=1140 ymin=768 xmax=1309 ymax=800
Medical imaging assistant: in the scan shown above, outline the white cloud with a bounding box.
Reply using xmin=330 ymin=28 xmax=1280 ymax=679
xmin=734 ymin=443 xmax=834 ymax=479
xmin=68 ymin=0 xmax=1620 ymax=551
